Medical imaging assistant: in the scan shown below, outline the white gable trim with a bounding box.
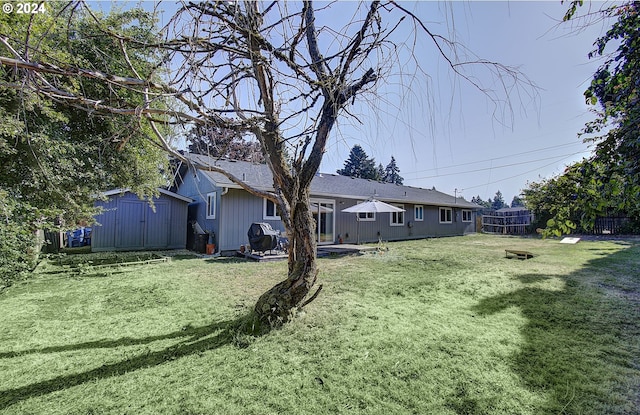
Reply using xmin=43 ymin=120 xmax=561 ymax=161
xmin=100 ymin=188 xmax=193 ymax=203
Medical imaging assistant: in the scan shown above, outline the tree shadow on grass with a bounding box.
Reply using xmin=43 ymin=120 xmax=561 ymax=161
xmin=0 ymin=312 xmax=269 ymax=410
xmin=472 ymin=242 xmax=640 ymax=414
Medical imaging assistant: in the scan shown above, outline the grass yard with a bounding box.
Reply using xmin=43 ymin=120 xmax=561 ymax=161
xmin=0 ymin=234 xmax=639 ymax=414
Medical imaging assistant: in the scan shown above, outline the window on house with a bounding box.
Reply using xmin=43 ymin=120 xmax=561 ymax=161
xmin=356 ymin=201 xmax=376 ymax=221
xmin=263 ymin=198 xmax=281 ymax=220
xmin=462 ymin=210 xmax=472 ymax=222
xmin=439 ymin=207 xmax=452 ymax=224
xmin=391 ymin=204 xmax=404 ymax=226
xmin=414 ymin=205 xmax=424 ymax=221
xmin=206 ymin=192 xmax=216 ymax=219
xmin=358 ymin=211 xmax=375 ymax=221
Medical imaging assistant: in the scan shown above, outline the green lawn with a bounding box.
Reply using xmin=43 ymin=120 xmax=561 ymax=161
xmin=1 ymin=234 xmax=638 ymax=414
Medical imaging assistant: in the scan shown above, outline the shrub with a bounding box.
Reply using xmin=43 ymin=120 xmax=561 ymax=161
xmin=0 ymin=192 xmax=39 ymax=290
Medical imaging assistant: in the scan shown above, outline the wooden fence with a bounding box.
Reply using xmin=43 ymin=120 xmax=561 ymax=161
xmin=591 ymin=216 xmax=630 ymax=235
xmin=481 ymin=209 xmax=533 ymax=235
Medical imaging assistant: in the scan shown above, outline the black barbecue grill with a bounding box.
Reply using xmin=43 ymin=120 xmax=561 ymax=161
xmin=248 ymin=222 xmax=279 ymax=253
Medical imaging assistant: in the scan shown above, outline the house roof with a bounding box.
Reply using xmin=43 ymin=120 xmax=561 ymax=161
xmin=184 ymin=153 xmax=481 ymax=209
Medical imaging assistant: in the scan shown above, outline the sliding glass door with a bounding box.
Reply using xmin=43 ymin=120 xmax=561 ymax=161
xmin=310 ymin=199 xmax=335 ymax=245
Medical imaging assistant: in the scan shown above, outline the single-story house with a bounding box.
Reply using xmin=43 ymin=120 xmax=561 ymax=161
xmin=91 ymin=188 xmax=192 ymax=252
xmin=174 ymin=154 xmax=481 ymax=254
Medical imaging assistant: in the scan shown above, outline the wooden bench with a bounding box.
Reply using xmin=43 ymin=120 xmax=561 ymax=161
xmin=505 ymin=249 xmax=534 ymax=259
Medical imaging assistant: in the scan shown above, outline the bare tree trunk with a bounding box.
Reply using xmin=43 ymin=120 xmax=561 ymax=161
xmin=254 ymin=188 xmax=318 ymax=324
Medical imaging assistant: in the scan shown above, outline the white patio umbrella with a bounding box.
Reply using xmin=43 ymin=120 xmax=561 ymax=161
xmin=342 ymin=199 xmax=405 ymax=244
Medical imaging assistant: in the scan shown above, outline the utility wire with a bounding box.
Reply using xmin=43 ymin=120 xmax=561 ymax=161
xmin=403 ymin=140 xmax=588 ymax=176
xmin=409 ymin=150 xmax=587 ymax=180
xmin=460 ymin=153 xmax=588 ymax=192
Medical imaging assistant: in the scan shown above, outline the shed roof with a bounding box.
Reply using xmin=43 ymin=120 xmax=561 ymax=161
xmin=101 ymin=188 xmax=193 ymax=203
xmin=184 ymin=154 xmax=480 ymax=209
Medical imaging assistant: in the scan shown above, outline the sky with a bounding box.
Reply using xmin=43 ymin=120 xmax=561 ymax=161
xmin=315 ymin=1 xmax=617 ymax=204
xmin=94 ymin=1 xmax=617 ymax=204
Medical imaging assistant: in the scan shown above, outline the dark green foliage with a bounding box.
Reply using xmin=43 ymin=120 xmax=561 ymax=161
xmin=510 ymin=195 xmax=524 ymax=208
xmin=582 ymin=2 xmax=640 ymax=198
xmin=524 ymin=160 xmax=640 ymax=236
xmin=0 ymin=4 xmax=169 ymax=286
xmin=0 ymin=192 xmax=38 ymax=289
xmin=491 ymin=190 xmax=506 ymax=210
xmin=471 ymin=195 xmax=491 ymax=208
xmin=336 ymin=144 xmax=379 ymax=180
xmin=337 ymin=147 xmax=404 ymax=183
xmin=383 ymin=156 xmax=404 ymax=185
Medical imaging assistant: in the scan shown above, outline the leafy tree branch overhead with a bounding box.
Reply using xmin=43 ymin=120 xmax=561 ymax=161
xmin=0 ymin=1 xmax=534 ymax=323
xmin=524 ymin=1 xmax=640 ymax=236
xmin=0 ymin=2 xmax=170 ymax=286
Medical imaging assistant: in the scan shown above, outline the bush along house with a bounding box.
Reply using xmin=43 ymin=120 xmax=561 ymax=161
xmin=174 ymin=154 xmax=481 ymax=255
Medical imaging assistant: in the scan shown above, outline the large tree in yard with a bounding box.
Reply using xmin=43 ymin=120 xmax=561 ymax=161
xmin=0 ymin=1 xmax=531 ymax=323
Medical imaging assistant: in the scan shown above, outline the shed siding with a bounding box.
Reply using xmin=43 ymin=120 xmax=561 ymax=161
xmin=92 ymin=197 xmax=118 ymax=250
xmin=145 ymin=201 xmax=170 ymax=248
xmin=115 ymin=198 xmax=145 ymax=249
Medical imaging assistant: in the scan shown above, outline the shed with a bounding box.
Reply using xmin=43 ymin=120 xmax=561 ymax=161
xmin=91 ymin=188 xmax=192 ymax=252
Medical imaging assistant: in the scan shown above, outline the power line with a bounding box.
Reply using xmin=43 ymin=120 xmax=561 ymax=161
xmin=460 ymin=153 xmax=588 ymax=193
xmin=402 ymin=140 xmax=588 ymax=176
xmin=408 ymin=151 xmax=587 ymax=180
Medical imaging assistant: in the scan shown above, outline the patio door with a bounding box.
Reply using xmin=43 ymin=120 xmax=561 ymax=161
xmin=310 ymin=199 xmax=335 ymax=245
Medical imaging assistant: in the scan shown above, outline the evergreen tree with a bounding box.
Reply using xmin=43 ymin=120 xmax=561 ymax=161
xmin=472 ymin=195 xmax=483 ymax=206
xmin=337 ymin=145 xmax=378 ymax=180
xmin=376 ymin=163 xmax=385 ymax=181
xmin=383 ymin=156 xmax=404 ymax=185
xmin=510 ymin=195 xmax=525 ymax=208
xmin=491 ymin=190 xmax=506 ymax=210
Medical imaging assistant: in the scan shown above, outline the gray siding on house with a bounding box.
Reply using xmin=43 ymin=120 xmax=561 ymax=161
xmin=336 ymin=199 xmax=476 ymax=244
xmin=92 ymin=190 xmax=189 ymax=252
xmin=175 ymin=156 xmax=480 ymax=252
xmin=176 ymin=170 xmax=220 ymax=249
xmin=220 ymin=189 xmax=285 ymax=251
xmin=177 ymin=170 xmax=287 ymax=252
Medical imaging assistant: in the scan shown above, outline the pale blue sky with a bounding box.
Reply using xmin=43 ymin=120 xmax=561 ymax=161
xmin=96 ymin=1 xmax=614 ymax=204
xmin=318 ymin=1 xmax=615 ymax=204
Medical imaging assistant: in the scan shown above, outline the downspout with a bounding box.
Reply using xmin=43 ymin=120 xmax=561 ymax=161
xmin=219 ymin=187 xmax=228 ymax=253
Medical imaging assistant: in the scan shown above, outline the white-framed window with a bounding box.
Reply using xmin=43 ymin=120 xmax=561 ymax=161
xmin=390 ymin=204 xmax=404 ymax=226
xmin=439 ymin=207 xmax=452 ymax=224
xmin=356 ymin=201 xmax=376 ymax=221
xmin=358 ymin=211 xmax=376 ymax=221
xmin=263 ymin=198 xmax=281 ymax=220
xmin=414 ymin=205 xmax=424 ymax=221
xmin=462 ymin=209 xmax=472 ymax=222
xmin=206 ymin=192 xmax=217 ymax=219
